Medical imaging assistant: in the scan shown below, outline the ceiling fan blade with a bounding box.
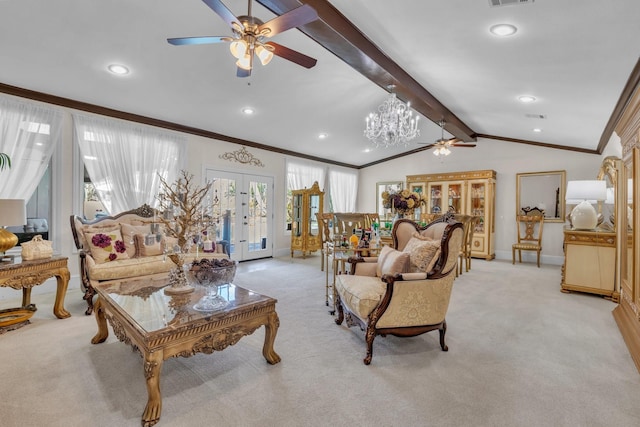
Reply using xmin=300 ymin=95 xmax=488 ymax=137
xmin=258 ymin=4 xmax=318 ymax=37
xmin=267 ymin=42 xmax=317 ymax=68
xmin=417 ymin=143 xmax=436 ymax=149
xmin=167 ymin=36 xmax=229 ymax=46
xmin=237 ymin=67 xmax=251 ymax=78
xmin=451 ymin=144 xmax=477 ymax=148
xmin=202 ymin=0 xmax=242 ymax=29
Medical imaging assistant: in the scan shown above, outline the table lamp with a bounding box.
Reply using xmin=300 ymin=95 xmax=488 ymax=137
xmin=565 ymin=180 xmax=606 ymax=230
xmin=0 ymin=199 xmax=27 ymax=255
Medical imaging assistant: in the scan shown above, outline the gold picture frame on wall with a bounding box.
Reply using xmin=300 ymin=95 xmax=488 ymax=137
xmin=376 ymin=181 xmax=403 ymax=217
xmin=516 ymin=170 xmax=566 ymax=222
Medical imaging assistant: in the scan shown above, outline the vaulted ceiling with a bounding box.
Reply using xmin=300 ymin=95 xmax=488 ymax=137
xmin=1 ymin=0 xmax=639 ymax=168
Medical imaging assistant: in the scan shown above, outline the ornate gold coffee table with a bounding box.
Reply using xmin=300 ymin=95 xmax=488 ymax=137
xmin=91 ymin=275 xmax=280 ymax=427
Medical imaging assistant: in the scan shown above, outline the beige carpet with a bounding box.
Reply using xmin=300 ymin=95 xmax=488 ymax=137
xmin=1 ymin=256 xmax=639 ymax=427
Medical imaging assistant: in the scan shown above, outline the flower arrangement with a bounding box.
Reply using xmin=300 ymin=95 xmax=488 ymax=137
xmin=381 ymin=189 xmax=425 ymax=215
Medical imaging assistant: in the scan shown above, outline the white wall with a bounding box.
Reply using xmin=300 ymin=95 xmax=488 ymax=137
xmin=357 ymin=137 xmax=621 ymax=265
xmin=0 ymin=93 xmax=624 ymax=302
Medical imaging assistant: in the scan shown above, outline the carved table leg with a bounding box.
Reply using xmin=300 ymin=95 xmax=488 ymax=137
xmin=91 ymin=298 xmax=109 ymax=344
xmin=21 ymin=287 xmax=32 ymax=308
xmin=53 ymin=268 xmax=71 ymax=319
xmin=142 ymin=350 xmax=164 ymax=427
xmin=262 ymin=311 xmax=281 ymax=364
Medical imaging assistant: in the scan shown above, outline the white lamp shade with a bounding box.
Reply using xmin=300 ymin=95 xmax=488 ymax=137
xmin=565 ymin=180 xmax=607 ymax=202
xmin=0 ymin=199 xmax=27 ymax=226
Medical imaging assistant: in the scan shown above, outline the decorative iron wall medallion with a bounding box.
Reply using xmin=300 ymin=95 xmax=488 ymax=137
xmin=219 ymin=146 xmax=264 ymax=167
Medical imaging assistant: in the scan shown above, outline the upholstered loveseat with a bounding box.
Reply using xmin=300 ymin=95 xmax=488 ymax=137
xmin=70 ymin=204 xmax=228 ymax=314
xmin=335 ymin=217 xmax=463 ymax=364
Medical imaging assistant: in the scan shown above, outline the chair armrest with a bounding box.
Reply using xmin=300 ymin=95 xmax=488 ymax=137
xmin=400 ymin=272 xmax=428 ymax=281
xmin=351 ymin=259 xmax=378 ymax=276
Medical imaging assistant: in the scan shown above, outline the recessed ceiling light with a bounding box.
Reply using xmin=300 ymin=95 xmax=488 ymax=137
xmin=107 ymin=64 xmax=129 ymax=75
xmin=241 ymin=107 xmax=255 ymax=115
xmin=318 ymin=133 xmax=328 ymax=139
xmin=490 ymin=24 xmax=517 ymax=37
xmin=533 ymin=128 xmax=542 ymax=133
xmin=518 ymin=95 xmax=536 ymax=103
xmin=363 ymin=148 xmax=371 ymax=153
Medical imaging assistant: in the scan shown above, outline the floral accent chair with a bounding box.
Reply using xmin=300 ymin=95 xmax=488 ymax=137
xmin=334 ymin=217 xmax=463 ymax=365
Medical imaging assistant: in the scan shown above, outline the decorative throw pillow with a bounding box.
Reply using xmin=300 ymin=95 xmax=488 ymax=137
xmin=120 ymin=223 xmax=154 ymax=258
xmin=403 ymin=237 xmax=441 ymax=272
xmin=376 ymin=245 xmax=410 ymax=278
xmin=79 ymin=224 xmax=120 ymax=251
xmin=85 ymin=229 xmax=130 ymax=264
xmin=134 ymin=233 xmax=164 ymax=257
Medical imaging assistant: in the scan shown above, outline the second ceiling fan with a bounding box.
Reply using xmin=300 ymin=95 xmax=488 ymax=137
xmin=419 ymin=120 xmax=477 ymax=156
xmin=167 ymin=0 xmax=319 ymax=77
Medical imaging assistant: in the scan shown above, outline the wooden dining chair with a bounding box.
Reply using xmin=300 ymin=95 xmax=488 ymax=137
xmin=512 ymin=215 xmax=544 ymax=267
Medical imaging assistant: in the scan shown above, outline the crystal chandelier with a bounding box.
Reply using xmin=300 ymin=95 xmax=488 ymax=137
xmin=364 ymin=85 xmax=420 ymax=148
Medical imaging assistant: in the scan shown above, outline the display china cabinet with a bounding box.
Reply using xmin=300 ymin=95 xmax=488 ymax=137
xmin=613 ymin=84 xmax=640 ymax=373
xmin=407 ymin=170 xmax=496 ymax=259
xmin=290 ymin=181 xmax=324 ymax=258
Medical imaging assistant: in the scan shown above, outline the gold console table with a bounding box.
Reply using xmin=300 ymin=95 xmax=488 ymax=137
xmin=0 ymin=256 xmax=71 ymax=328
xmin=561 ymin=228 xmax=619 ymax=302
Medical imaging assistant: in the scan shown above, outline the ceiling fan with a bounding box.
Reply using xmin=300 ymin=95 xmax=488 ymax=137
xmin=419 ymin=120 xmax=477 ymax=156
xmin=167 ymin=0 xmax=319 ymax=77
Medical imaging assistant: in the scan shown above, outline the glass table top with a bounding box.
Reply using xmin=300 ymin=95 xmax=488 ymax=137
xmin=95 ymin=276 xmax=274 ymax=334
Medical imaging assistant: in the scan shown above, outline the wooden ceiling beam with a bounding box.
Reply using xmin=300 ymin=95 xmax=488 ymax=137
xmin=257 ymin=0 xmax=477 ymax=142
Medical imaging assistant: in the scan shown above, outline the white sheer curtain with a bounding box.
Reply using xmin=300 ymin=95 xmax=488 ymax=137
xmin=329 ymin=167 xmax=358 ymax=212
xmin=286 ymin=158 xmax=326 ymax=191
xmin=0 ymin=95 xmax=63 ymax=199
xmin=73 ymin=113 xmax=186 ymax=214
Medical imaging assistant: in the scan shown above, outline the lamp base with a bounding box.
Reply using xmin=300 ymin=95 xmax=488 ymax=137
xmin=0 ymin=228 xmax=19 ymax=254
xmin=570 ymin=200 xmax=598 ymax=230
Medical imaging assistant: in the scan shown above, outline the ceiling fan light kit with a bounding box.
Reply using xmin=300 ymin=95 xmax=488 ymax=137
xmin=167 ymin=0 xmax=318 ymax=77
xmin=364 ymin=85 xmax=420 ymax=148
xmin=417 ymin=120 xmax=477 ymax=156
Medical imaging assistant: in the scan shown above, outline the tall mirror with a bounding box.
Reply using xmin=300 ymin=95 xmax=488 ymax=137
xmin=516 ymin=170 xmax=566 ymax=222
xmin=597 ymin=156 xmax=622 ymax=231
xmin=597 ymin=156 xmax=623 ymax=294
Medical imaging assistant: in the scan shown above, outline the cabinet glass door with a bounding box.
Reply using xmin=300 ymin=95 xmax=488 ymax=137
xmin=429 ymin=184 xmax=443 ymax=213
xmin=292 ymin=193 xmax=303 ymax=237
xmin=448 ymin=182 xmax=463 ymax=213
xmin=309 ymin=194 xmax=320 ymax=236
xmin=470 ymin=181 xmax=486 ymax=233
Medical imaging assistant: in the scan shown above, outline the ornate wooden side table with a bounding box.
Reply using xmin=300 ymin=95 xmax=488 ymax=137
xmin=0 ymin=256 xmax=71 ymax=328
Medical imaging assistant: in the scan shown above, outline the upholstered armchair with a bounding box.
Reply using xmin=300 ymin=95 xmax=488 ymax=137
xmin=334 ymin=218 xmax=464 ymax=365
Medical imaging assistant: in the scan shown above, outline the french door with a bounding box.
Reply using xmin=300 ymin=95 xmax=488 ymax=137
xmin=205 ymin=169 xmax=273 ymax=261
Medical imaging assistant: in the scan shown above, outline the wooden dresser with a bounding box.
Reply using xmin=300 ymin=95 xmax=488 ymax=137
xmin=561 ymin=227 xmax=619 ymax=302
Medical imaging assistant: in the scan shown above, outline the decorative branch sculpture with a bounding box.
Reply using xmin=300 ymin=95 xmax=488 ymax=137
xmin=155 ymin=170 xmax=212 ymax=292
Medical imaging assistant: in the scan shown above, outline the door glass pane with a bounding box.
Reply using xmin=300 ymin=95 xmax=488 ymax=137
xmin=248 ymin=180 xmax=268 ymax=252
xmin=210 ymin=177 xmax=236 ymax=255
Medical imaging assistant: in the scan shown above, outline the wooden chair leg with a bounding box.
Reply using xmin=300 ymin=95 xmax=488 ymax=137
xmin=512 ymin=247 xmax=516 ymax=264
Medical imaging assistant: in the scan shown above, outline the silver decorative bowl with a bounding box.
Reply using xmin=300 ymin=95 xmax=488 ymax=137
xmin=186 ymin=259 xmax=236 ymax=312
